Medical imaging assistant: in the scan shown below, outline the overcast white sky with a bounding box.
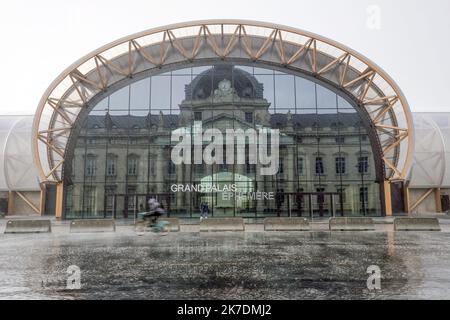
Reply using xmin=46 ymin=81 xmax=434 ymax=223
xmin=0 ymin=0 xmax=449 ymax=115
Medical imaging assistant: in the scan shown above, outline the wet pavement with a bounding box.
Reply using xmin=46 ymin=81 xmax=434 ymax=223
xmin=1 ymin=227 xmax=450 ymax=300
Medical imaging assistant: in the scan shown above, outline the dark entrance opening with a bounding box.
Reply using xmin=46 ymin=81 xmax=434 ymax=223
xmin=441 ymin=194 xmax=450 ymax=212
xmin=44 ymin=185 xmax=57 ymax=217
xmin=391 ymin=182 xmax=406 ymax=214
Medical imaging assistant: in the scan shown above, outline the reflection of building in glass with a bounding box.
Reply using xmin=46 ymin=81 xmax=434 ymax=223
xmin=63 ymin=65 xmax=381 ymax=219
xmin=3 ymin=20 xmax=445 ymax=219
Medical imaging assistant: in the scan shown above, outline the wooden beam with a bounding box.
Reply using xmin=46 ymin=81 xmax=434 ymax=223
xmin=364 ymin=96 xmax=397 ymax=105
xmin=343 ymin=69 xmax=375 ymax=88
xmin=55 ymin=182 xmax=64 ymax=219
xmin=46 ymin=100 xmax=74 ymax=126
xmin=45 ymin=160 xmax=65 ymax=180
xmin=15 ymin=191 xmax=40 ymax=214
xmin=239 ymin=25 xmax=255 ymax=60
xmin=384 ymin=157 xmax=402 ymax=178
xmin=39 ymin=127 xmax=72 ymax=135
xmin=69 ymin=74 xmax=87 ymax=104
xmin=376 ymin=124 xmax=408 ymax=131
xmin=191 ymin=25 xmax=205 ymax=58
xmin=383 ymin=133 xmax=408 ymax=154
xmin=7 ymin=191 xmax=14 ymax=216
xmin=257 ymin=29 xmax=277 ymax=60
xmin=96 ymin=54 xmax=128 ymax=77
xmin=410 ymin=188 xmax=434 ymax=212
xmin=372 ymin=97 xmax=399 ymax=123
xmin=359 ymin=72 xmax=376 ymax=101
xmin=40 ymin=184 xmax=46 ymax=216
xmin=317 ymin=53 xmax=349 ymax=75
xmin=37 ymin=135 xmax=65 ymax=158
xmin=222 ymin=25 xmax=240 ymax=57
xmin=404 ymin=186 xmax=411 ymax=214
xmin=70 ymin=71 xmax=104 ymax=91
xmin=131 ymin=40 xmax=159 ymax=65
xmin=435 ymin=188 xmax=442 ymax=213
xmin=287 ymin=38 xmax=313 ymax=65
xmin=384 ymin=181 xmax=392 ymax=216
xmin=339 ymin=55 xmax=351 ymax=86
xmin=168 ymin=30 xmax=191 ymax=60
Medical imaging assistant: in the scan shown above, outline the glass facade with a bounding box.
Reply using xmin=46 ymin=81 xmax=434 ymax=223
xmin=64 ymin=64 xmax=381 ymax=219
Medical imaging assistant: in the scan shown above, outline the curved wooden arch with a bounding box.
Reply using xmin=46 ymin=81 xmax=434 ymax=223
xmin=32 ymin=19 xmax=414 ymax=183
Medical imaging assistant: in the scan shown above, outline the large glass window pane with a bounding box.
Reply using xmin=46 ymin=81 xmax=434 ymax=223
xmin=92 ymin=97 xmax=108 ymax=112
xmin=274 ymin=74 xmax=295 ymax=111
xmin=172 ymin=67 xmax=192 ymax=75
xmin=317 ymin=85 xmax=337 ymax=109
xmin=254 ymin=74 xmax=274 ymax=111
xmin=192 ymin=66 xmax=210 ymax=75
xmin=296 ymin=77 xmax=316 ymax=109
xmin=151 ymin=75 xmax=171 ymax=109
xmin=317 ymin=108 xmax=338 ymax=115
xmin=109 ymin=86 xmax=129 ymax=111
xmin=172 ymin=75 xmax=192 ymax=109
xmin=130 ymin=78 xmax=150 ymax=109
xmin=338 ymin=96 xmax=353 ymax=109
xmin=65 ymin=62 xmax=383 ymax=219
xmin=235 ymin=65 xmax=254 ymax=74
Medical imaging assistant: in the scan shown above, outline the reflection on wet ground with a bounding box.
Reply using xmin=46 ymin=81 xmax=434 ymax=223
xmin=0 ymin=230 xmax=450 ymax=300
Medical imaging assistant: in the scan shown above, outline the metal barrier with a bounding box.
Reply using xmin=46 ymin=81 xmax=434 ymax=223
xmin=329 ymin=217 xmax=375 ymax=231
xmin=70 ymin=219 xmax=116 ymax=233
xmin=4 ymin=220 xmax=52 ymax=234
xmin=264 ymin=218 xmax=310 ymax=231
xmin=394 ymin=218 xmax=441 ymax=231
xmin=200 ymin=218 xmax=245 ymax=232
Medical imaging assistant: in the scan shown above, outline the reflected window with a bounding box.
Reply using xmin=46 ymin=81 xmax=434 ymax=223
xmin=168 ymin=161 xmax=176 ymax=175
xmin=278 ymin=158 xmax=284 ymax=174
xmin=194 ymin=112 xmax=202 ymax=121
xmin=246 ymin=163 xmax=256 ymax=174
xmin=335 ymin=157 xmax=346 ymax=174
xmin=298 ymin=157 xmax=305 ymax=176
xmin=84 ymin=186 xmax=97 ymax=213
xmin=245 ymin=112 xmax=254 ymax=123
xmin=359 ymin=187 xmax=369 ymax=204
xmin=127 ymin=156 xmax=139 ymax=176
xmin=195 ymin=164 xmax=205 ymax=176
xmin=106 ymin=155 xmax=117 ymax=177
xmin=66 ymin=187 xmax=73 ymax=212
xmin=85 ymin=155 xmax=96 ymax=177
xmin=315 ymin=157 xmax=324 ymax=175
xmin=337 ymin=188 xmax=347 ymax=204
xmin=335 ymin=136 xmax=345 ymax=144
xmin=127 ymin=186 xmax=137 ymax=211
xmin=105 ymin=186 xmax=116 ymax=212
xmin=358 ymin=156 xmax=369 ymax=174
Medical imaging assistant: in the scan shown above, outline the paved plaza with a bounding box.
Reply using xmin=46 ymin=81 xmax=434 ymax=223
xmin=0 ymin=219 xmax=450 ymax=300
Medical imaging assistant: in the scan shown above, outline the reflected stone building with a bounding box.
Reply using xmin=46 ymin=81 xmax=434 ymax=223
xmin=65 ymin=65 xmax=380 ymax=219
xmin=5 ymin=20 xmax=445 ymax=219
